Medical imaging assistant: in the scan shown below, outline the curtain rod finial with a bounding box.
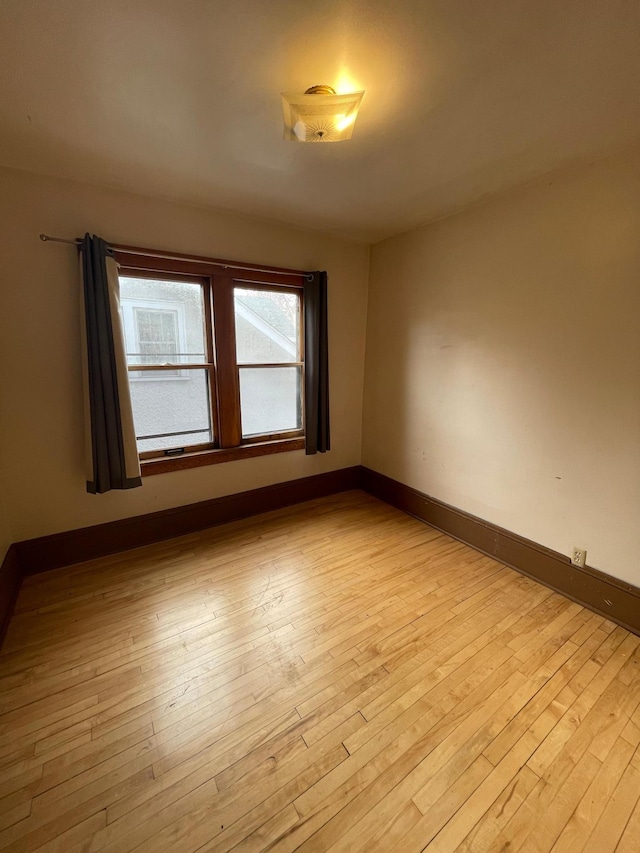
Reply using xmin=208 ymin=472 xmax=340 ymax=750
xmin=39 ymin=234 xmax=49 ymax=241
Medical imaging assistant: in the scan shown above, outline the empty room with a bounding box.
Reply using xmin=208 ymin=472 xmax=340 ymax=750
xmin=1 ymin=1 xmax=639 ymax=851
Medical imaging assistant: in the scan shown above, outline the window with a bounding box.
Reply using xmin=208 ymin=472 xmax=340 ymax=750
xmin=235 ymin=287 xmax=303 ymax=438
xmin=121 ymin=294 xmax=187 ymax=380
xmin=134 ymin=308 xmax=179 ymax=365
xmin=115 ymin=250 xmax=307 ymax=474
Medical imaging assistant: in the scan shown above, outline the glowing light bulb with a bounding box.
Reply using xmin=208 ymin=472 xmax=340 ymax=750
xmin=334 ymin=113 xmax=356 ymax=132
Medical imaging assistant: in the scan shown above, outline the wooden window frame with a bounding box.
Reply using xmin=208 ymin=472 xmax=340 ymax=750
xmin=115 ymin=248 xmax=307 ymax=477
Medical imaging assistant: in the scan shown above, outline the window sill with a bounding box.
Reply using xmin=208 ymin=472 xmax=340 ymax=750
xmin=140 ymin=437 xmax=305 ymax=477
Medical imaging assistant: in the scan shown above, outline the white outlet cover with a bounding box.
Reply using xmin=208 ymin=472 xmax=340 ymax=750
xmin=571 ymin=547 xmax=587 ymax=568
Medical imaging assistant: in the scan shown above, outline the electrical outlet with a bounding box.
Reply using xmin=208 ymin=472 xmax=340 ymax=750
xmin=571 ymin=547 xmax=586 ymax=568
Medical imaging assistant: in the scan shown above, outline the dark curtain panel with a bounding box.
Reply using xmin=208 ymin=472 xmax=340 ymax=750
xmin=304 ymin=271 xmax=330 ymax=454
xmin=81 ymin=234 xmax=142 ymax=493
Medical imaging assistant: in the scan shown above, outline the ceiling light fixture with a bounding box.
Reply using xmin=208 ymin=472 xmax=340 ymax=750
xmin=281 ymin=85 xmax=364 ymax=142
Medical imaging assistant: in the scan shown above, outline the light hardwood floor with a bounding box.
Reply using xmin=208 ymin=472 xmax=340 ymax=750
xmin=0 ymin=490 xmax=639 ymax=852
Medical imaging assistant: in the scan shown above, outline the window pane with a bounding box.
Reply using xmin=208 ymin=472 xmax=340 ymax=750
xmin=239 ymin=367 xmax=302 ymax=437
xmin=129 ymin=368 xmax=213 ymax=452
xmin=234 ymin=288 xmax=300 ymax=364
xmin=120 ymin=276 xmax=207 ymax=365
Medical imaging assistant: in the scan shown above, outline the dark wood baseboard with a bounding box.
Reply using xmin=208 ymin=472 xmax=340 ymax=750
xmin=16 ymin=466 xmax=361 ymax=576
xmin=0 ymin=545 xmax=21 ymax=647
xmin=360 ymin=467 xmax=640 ymax=636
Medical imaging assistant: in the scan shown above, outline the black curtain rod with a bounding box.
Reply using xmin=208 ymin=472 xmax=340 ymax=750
xmin=39 ymin=234 xmax=315 ymax=282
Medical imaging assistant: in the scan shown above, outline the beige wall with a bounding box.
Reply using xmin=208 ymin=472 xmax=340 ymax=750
xmin=363 ymin=147 xmax=640 ymax=586
xmin=0 ymin=167 xmax=369 ymax=541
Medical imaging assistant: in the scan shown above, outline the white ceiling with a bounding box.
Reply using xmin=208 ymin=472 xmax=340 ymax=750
xmin=1 ymin=0 xmax=640 ymax=242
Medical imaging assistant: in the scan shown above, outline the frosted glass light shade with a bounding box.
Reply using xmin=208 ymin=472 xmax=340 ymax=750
xmin=281 ymin=88 xmax=364 ymax=142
